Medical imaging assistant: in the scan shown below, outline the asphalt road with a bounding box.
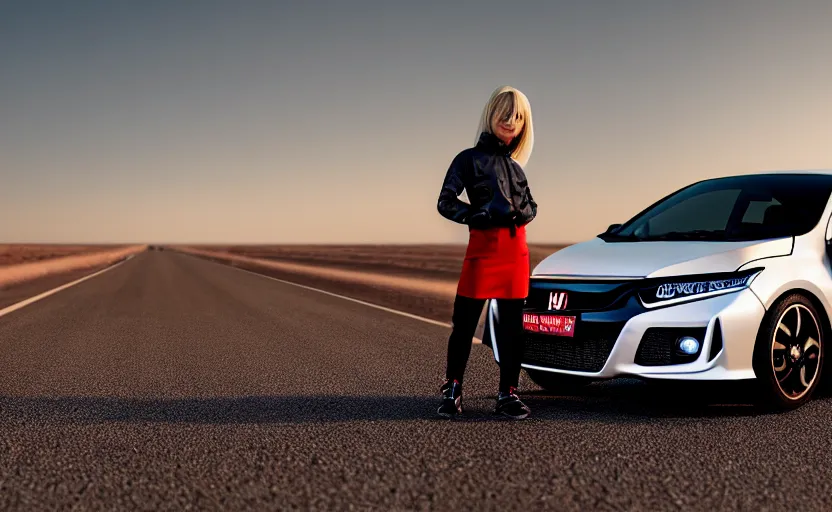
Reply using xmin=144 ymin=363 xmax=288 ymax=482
xmin=2 ymin=250 xmax=832 ymax=510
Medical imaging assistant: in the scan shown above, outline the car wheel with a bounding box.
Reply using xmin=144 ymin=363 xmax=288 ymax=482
xmin=752 ymin=293 xmax=825 ymax=411
xmin=525 ymin=368 xmax=594 ymax=392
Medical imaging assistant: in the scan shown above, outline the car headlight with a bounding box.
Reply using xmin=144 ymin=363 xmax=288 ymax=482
xmin=638 ymin=268 xmax=763 ymax=308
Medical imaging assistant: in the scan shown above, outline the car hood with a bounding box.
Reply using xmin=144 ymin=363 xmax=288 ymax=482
xmin=533 ymin=236 xmax=793 ymax=278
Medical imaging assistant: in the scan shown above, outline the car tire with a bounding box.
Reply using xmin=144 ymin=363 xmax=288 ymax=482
xmin=752 ymin=293 xmax=826 ymax=411
xmin=525 ymin=368 xmax=594 ymax=392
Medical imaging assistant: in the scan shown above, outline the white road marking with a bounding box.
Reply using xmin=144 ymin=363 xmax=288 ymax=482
xmin=218 ymin=260 xmax=484 ymax=344
xmin=0 ymin=255 xmax=135 ymax=319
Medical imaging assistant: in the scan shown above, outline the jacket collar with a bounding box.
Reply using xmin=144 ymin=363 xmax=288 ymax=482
xmin=476 ymin=131 xmax=513 ymax=157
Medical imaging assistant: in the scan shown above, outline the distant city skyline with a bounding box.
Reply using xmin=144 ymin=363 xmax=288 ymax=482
xmin=2 ymin=0 xmax=831 ymax=245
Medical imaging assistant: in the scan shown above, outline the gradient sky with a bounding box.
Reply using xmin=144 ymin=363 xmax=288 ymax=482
xmin=2 ymin=0 xmax=831 ymax=245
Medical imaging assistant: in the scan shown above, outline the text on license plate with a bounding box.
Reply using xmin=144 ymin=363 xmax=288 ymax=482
xmin=523 ymin=313 xmax=576 ymax=337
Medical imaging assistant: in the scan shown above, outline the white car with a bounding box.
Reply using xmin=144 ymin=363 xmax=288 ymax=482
xmin=483 ymin=172 xmax=832 ymax=410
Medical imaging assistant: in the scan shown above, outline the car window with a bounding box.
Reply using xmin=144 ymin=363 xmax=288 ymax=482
xmin=604 ymin=174 xmax=832 ymax=242
xmin=635 ymin=189 xmax=741 ymax=237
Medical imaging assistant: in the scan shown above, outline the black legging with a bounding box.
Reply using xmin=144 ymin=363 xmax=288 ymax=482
xmin=445 ymin=294 xmax=526 ymax=393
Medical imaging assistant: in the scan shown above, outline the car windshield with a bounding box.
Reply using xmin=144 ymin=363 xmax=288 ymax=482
xmin=600 ymin=174 xmax=832 ymax=242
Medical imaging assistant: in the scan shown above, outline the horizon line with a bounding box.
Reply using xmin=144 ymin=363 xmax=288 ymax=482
xmin=0 ymin=240 xmax=579 ymax=246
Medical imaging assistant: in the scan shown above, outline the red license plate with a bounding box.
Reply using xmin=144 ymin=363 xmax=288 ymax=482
xmin=523 ymin=313 xmax=576 ymax=337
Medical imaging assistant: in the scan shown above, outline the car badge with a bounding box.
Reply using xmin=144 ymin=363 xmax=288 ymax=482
xmin=548 ymin=291 xmax=568 ymax=311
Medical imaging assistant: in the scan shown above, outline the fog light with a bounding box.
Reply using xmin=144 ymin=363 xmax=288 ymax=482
xmin=677 ymin=336 xmax=700 ymax=355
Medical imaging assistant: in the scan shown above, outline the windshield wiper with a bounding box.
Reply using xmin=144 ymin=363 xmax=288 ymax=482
xmin=597 ymin=231 xmax=642 ymax=241
xmin=641 ymin=229 xmax=729 ymax=241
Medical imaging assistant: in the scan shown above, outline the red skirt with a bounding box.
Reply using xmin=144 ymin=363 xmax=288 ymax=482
xmin=456 ymin=224 xmax=530 ymax=299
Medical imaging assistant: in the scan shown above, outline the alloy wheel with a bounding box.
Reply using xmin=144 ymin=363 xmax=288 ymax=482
xmin=771 ymin=304 xmax=822 ymax=401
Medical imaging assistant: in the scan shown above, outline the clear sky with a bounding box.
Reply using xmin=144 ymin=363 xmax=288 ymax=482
xmin=2 ymin=0 xmax=831 ymax=245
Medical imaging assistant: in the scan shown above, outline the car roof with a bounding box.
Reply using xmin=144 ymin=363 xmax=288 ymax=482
xmin=697 ymin=171 xmax=832 ymax=184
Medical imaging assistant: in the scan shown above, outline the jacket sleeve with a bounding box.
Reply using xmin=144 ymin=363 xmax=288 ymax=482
xmin=437 ymin=152 xmax=473 ymax=224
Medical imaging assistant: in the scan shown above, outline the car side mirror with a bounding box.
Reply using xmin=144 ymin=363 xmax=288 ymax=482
xmin=605 ymin=223 xmax=622 ymax=234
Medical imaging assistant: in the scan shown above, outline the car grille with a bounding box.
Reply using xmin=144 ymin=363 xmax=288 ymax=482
xmin=526 ymin=278 xmax=640 ymax=312
xmin=522 ymin=321 xmax=625 ymax=372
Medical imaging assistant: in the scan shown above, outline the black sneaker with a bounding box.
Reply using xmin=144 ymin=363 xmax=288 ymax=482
xmin=437 ymin=379 xmax=462 ymax=418
xmin=495 ymin=387 xmax=530 ymax=420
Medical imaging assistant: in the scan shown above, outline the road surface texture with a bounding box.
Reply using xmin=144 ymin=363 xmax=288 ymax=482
xmin=1 ymin=250 xmax=832 ymax=510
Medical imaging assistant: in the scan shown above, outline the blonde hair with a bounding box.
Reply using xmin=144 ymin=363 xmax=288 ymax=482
xmin=475 ymin=85 xmax=534 ymax=167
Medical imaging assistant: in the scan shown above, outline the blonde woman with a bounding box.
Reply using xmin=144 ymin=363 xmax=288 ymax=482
xmin=436 ymin=86 xmax=538 ymax=420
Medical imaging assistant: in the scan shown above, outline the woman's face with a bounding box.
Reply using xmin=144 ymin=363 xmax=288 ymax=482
xmin=491 ymin=110 xmax=524 ymax=145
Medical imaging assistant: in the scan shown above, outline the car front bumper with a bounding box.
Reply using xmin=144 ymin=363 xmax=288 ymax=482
xmin=510 ymin=288 xmax=767 ymax=381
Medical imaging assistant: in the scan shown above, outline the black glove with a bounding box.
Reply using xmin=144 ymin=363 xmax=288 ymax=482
xmin=466 ymin=209 xmax=490 ymax=229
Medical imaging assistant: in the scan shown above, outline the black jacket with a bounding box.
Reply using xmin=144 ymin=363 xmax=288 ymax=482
xmin=437 ymin=132 xmax=537 ymax=230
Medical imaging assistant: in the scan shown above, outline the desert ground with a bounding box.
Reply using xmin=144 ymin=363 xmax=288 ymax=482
xmin=0 ymin=244 xmax=117 ymax=267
